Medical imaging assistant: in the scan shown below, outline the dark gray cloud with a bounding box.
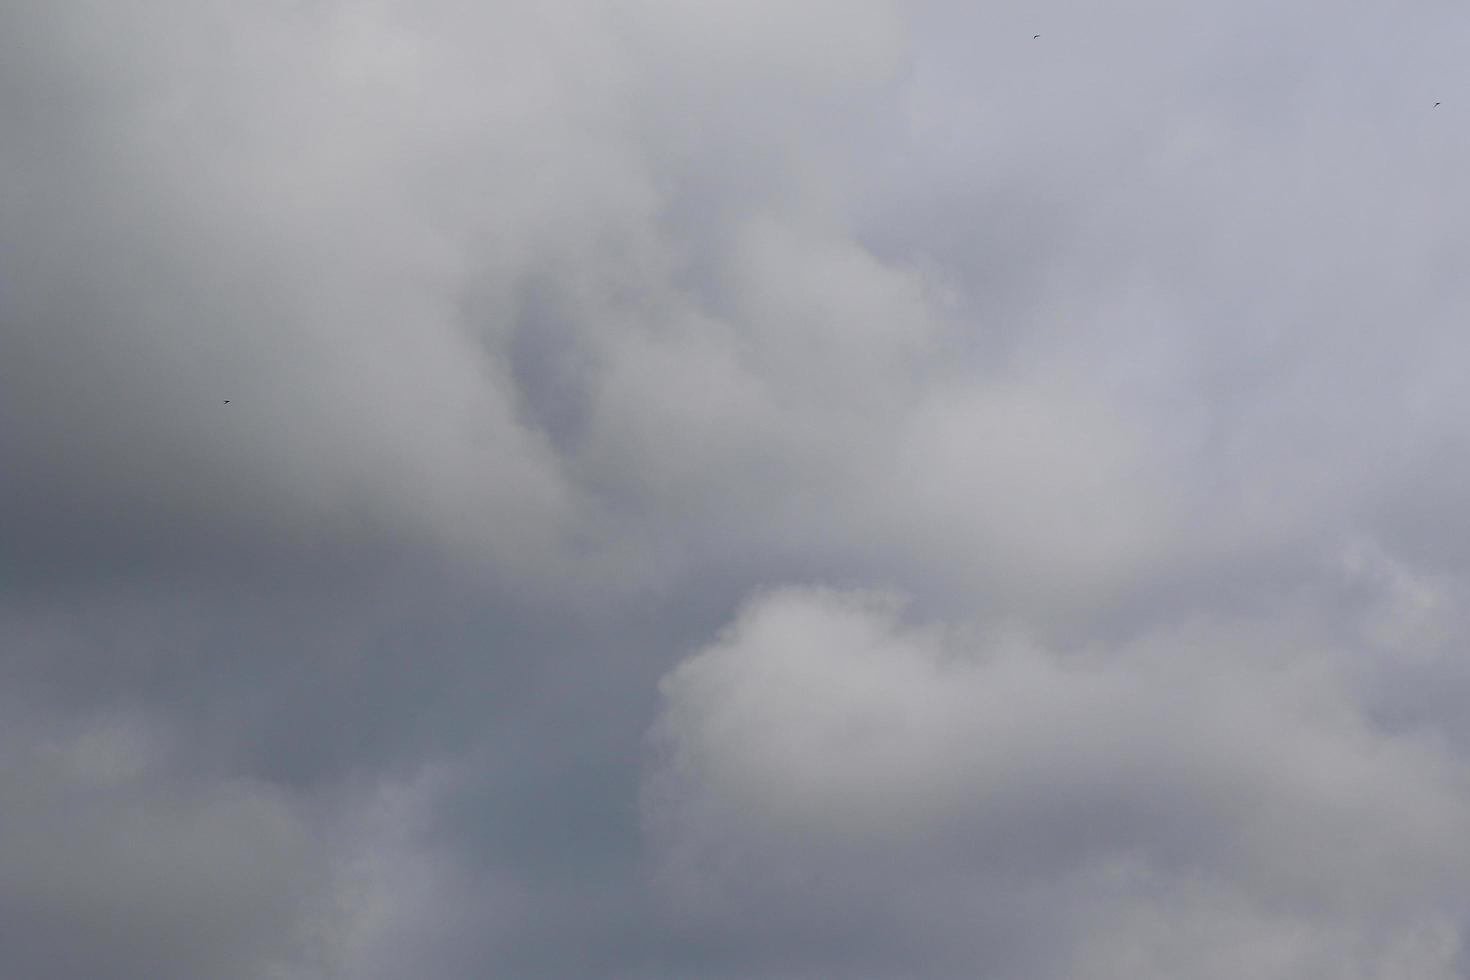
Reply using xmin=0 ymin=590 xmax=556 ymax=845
xmin=5 ymin=0 xmax=1470 ymax=976
xmin=0 ymin=702 xmax=322 ymax=979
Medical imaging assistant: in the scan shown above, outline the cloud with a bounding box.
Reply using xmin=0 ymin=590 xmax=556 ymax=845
xmin=0 ymin=697 xmax=505 ymax=980
xmin=7 ymin=0 xmax=1470 ymax=975
xmin=0 ymin=705 xmax=320 ymax=980
xmin=647 ymin=587 xmax=1470 ymax=978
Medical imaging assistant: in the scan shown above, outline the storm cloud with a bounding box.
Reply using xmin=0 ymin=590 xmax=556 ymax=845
xmin=4 ymin=0 xmax=1470 ymax=976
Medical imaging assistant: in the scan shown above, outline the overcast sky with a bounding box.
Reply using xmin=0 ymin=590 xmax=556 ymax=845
xmin=5 ymin=1 xmax=1470 ymax=977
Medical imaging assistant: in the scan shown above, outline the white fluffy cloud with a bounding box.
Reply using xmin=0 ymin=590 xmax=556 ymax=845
xmin=648 ymin=587 xmax=1470 ymax=978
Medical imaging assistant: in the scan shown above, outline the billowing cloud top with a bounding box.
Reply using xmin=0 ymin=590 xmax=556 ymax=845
xmin=4 ymin=1 xmax=1470 ymax=977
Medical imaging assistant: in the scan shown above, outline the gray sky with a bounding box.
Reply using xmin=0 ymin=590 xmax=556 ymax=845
xmin=4 ymin=1 xmax=1470 ymax=977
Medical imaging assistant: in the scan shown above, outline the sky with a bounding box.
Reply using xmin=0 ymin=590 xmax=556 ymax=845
xmin=4 ymin=1 xmax=1470 ymax=977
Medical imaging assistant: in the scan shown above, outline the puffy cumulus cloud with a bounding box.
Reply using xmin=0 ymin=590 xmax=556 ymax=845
xmin=0 ymin=1 xmax=924 ymax=970
xmin=0 ymin=0 xmax=594 ymax=594
xmin=0 ymin=0 xmax=922 ymax=600
xmin=7 ymin=0 xmax=1168 ymax=612
xmin=646 ymin=587 xmax=1470 ymax=978
xmin=17 ymin=0 xmax=1458 ymax=618
xmin=9 ymin=0 xmax=1470 ymax=976
xmin=862 ymin=0 xmax=1470 ymax=603
xmin=6 ymin=0 xmax=1470 ymax=595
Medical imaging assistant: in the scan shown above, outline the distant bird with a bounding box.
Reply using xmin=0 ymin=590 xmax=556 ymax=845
xmin=1435 ymin=102 xmax=1442 ymax=107
xmin=223 ymin=400 xmax=230 ymax=404
xmin=1033 ymin=34 xmax=1041 ymax=38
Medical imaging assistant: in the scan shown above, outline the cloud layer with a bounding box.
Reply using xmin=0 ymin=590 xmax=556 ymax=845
xmin=5 ymin=0 xmax=1470 ymax=976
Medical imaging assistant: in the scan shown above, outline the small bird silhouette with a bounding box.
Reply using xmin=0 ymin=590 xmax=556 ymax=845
xmin=223 ymin=400 xmax=231 ymax=404
xmin=1033 ymin=34 xmax=1041 ymax=39
xmin=1435 ymin=102 xmax=1441 ymax=107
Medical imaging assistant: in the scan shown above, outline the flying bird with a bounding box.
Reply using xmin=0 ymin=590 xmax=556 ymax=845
xmin=223 ymin=400 xmax=230 ymax=404
xmin=1033 ymin=34 xmax=1041 ymax=38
